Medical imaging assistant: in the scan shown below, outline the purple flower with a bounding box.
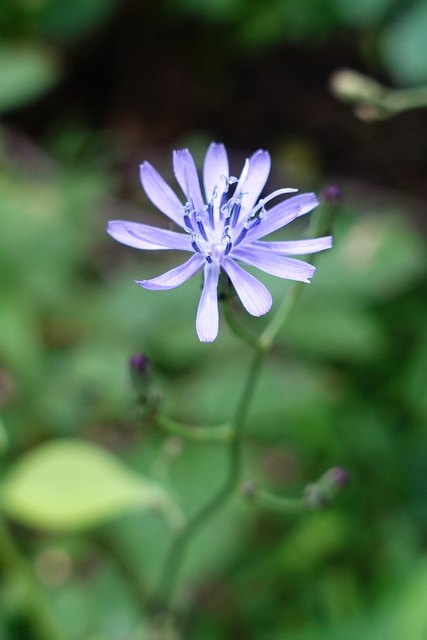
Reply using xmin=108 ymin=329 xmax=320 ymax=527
xmin=108 ymin=143 xmax=332 ymax=342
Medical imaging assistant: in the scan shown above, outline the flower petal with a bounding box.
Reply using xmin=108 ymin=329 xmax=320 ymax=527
xmin=108 ymin=220 xmax=193 ymax=251
xmin=136 ymin=254 xmax=204 ymax=290
xmin=196 ymin=262 xmax=220 ymax=342
xmin=203 ymin=142 xmax=229 ymax=202
xmin=233 ymin=247 xmax=315 ymax=283
xmin=236 ymin=150 xmax=271 ymax=218
xmin=246 ymin=193 xmax=319 ymax=241
xmin=173 ymin=148 xmax=205 ymax=212
xmin=223 ymin=257 xmax=272 ymax=316
xmin=250 ymin=235 xmax=332 ymax=255
xmin=140 ymin=162 xmax=185 ymax=228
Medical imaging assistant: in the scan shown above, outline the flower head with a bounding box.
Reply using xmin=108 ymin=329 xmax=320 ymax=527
xmin=107 ymin=143 xmax=332 ymax=342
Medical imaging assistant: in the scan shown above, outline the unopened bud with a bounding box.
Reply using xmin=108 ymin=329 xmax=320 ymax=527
xmin=321 ymin=184 xmax=342 ymax=204
xmin=129 ymin=353 xmax=150 ymax=375
xmin=325 ymin=466 xmax=349 ymax=488
xmin=304 ymin=466 xmax=349 ymax=510
xmin=129 ymin=353 xmax=159 ymax=416
xmin=241 ymin=479 xmax=258 ymax=499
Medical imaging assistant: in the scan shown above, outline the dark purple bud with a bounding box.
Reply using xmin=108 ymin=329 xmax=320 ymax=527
xmin=129 ymin=353 xmax=155 ymax=407
xmin=321 ymin=184 xmax=342 ymax=203
xmin=325 ymin=467 xmax=349 ymax=488
xmin=129 ymin=353 xmax=150 ymax=375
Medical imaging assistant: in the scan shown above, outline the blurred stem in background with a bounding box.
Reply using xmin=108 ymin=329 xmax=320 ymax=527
xmin=152 ymin=192 xmax=339 ymax=618
xmin=330 ymin=68 xmax=427 ymax=120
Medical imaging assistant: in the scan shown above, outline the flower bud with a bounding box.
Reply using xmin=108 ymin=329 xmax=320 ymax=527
xmin=321 ymin=184 xmax=342 ymax=204
xmin=129 ymin=353 xmax=150 ymax=376
xmin=129 ymin=353 xmax=159 ymax=417
xmin=304 ymin=466 xmax=349 ymax=510
xmin=240 ymin=479 xmax=258 ymax=499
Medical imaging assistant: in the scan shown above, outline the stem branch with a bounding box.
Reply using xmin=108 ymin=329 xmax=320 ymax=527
xmin=156 ymin=415 xmax=233 ymax=442
xmin=153 ymin=348 xmax=264 ymax=608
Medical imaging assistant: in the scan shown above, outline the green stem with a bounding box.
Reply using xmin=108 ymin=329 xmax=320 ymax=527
xmin=380 ymin=86 xmax=427 ymax=112
xmin=156 ymin=415 xmax=233 ymax=442
xmin=0 ymin=517 xmax=66 ymax=640
xmin=248 ymin=489 xmax=306 ymax=515
xmin=153 ymin=348 xmax=265 ymax=609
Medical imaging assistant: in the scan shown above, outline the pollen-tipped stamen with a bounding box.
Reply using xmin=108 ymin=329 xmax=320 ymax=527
xmin=219 ymin=191 xmax=228 ymax=217
xmin=234 ymin=215 xmax=263 ymax=247
xmin=207 ymin=201 xmax=214 ymax=228
xmin=183 ymin=213 xmax=194 ymax=232
xmin=233 ymin=226 xmax=247 ymax=246
xmin=196 ymin=215 xmax=208 ymax=241
xmin=230 ymin=202 xmax=241 ymax=227
xmin=191 ymin=240 xmax=201 ymax=254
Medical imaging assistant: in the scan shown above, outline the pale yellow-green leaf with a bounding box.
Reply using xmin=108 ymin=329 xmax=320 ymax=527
xmin=1 ymin=439 xmax=168 ymax=532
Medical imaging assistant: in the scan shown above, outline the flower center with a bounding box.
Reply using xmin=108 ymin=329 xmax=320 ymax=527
xmin=180 ymin=179 xmax=296 ymax=263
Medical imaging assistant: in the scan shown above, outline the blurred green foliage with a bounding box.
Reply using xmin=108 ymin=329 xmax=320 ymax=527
xmin=165 ymin=0 xmax=427 ymax=84
xmin=2 ymin=0 xmax=427 ymax=120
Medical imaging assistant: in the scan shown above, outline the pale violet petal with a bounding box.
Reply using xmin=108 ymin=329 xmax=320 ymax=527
xmin=173 ymin=148 xmax=205 ymax=212
xmin=249 ymin=236 xmax=332 ymax=255
xmin=196 ymin=262 xmax=220 ymax=342
xmin=237 ymin=150 xmax=271 ymax=218
xmin=233 ymin=158 xmax=249 ymax=200
xmin=136 ymin=254 xmax=204 ymax=290
xmin=233 ymin=247 xmax=315 ymax=283
xmin=140 ymin=162 xmax=185 ymax=228
xmin=223 ymin=258 xmax=272 ymax=316
xmin=203 ymin=142 xmax=229 ymax=202
xmin=245 ymin=193 xmax=319 ymax=241
xmin=108 ymin=220 xmax=192 ymax=251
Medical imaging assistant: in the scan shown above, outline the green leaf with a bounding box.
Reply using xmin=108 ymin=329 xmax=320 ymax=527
xmin=0 ymin=44 xmax=60 ymax=113
xmin=1 ymin=439 xmax=169 ymax=532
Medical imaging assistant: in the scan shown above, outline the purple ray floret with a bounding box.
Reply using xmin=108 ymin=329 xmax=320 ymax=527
xmin=107 ymin=143 xmax=332 ymax=342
